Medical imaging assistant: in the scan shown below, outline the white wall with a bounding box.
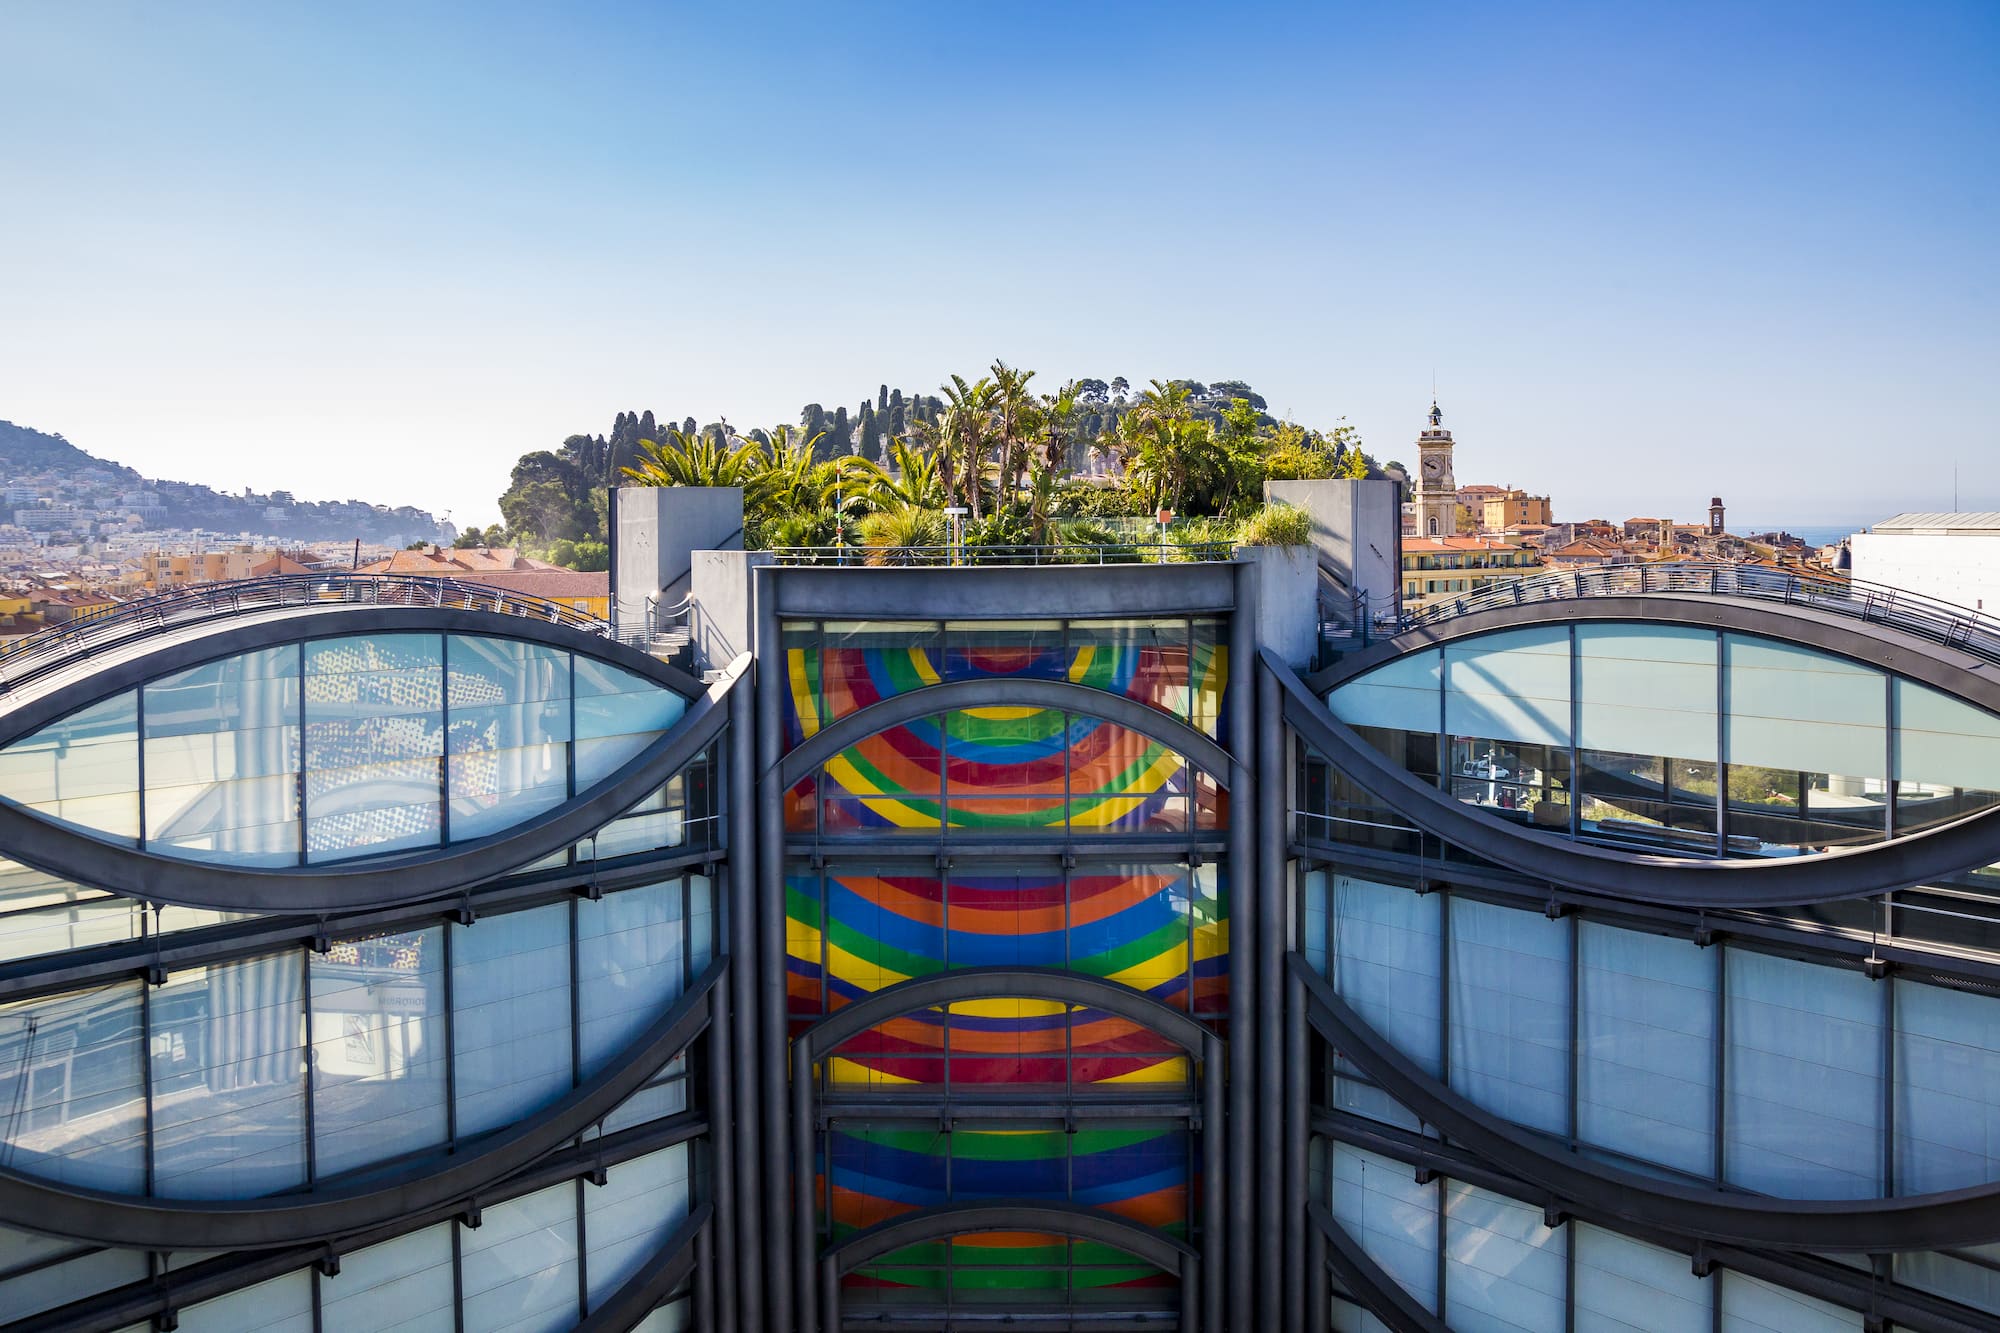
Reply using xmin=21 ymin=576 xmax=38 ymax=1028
xmin=1850 ymin=532 xmax=2000 ymax=613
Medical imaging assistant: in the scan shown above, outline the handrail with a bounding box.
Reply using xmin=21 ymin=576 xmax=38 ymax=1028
xmin=766 ymin=540 xmax=1238 ymax=567
xmin=0 ymin=574 xmax=610 ymax=696
xmin=1388 ymin=561 xmax=2000 ymax=670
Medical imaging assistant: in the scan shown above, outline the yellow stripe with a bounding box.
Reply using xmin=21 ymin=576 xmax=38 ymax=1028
xmin=786 ymin=650 xmax=821 ymax=739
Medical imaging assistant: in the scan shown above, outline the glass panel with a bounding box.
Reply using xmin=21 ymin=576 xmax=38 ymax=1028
xmin=944 ymin=708 xmax=1067 ymax=831
xmin=151 ymin=952 xmax=307 ymax=1198
xmin=1303 ymin=868 xmax=1329 ymax=975
xmin=781 ymin=620 xmax=821 ymax=746
xmin=1578 ymin=923 xmax=1716 ymax=1178
xmin=1442 ymin=1180 xmax=1567 ymax=1333
xmin=143 ymin=646 xmax=301 ymax=865
xmin=1574 ymin=1223 xmax=1712 ymax=1332
xmin=1723 ymin=636 xmax=1886 ymax=852
xmin=319 ymin=1222 xmax=455 ymax=1332
xmin=1579 ymin=749 xmax=1719 ymax=854
xmin=447 ymin=637 xmax=570 ymax=839
xmin=573 ymin=657 xmax=686 ymax=788
xmin=1189 ymin=616 xmax=1227 ymax=737
xmin=175 ymin=1268 xmax=313 ymax=1333
xmin=1444 ymin=627 xmax=1570 ymax=747
xmin=1894 ymin=978 xmax=2000 ymax=1192
xmin=1069 ymin=618 xmax=1189 ymax=724
xmin=1892 ymin=679 xmax=2000 ymax=833
xmin=304 ymin=634 xmax=444 ymax=862
xmin=1724 ymin=949 xmax=1883 ymax=1199
xmin=1330 ymin=1143 xmax=1438 ymax=1315
xmin=577 ymin=880 xmax=686 ymax=1076
xmin=0 ymin=1225 xmax=148 ymax=1322
xmin=584 ymin=1144 xmax=693 ymax=1310
xmin=0 ymin=691 xmax=140 ymax=841
xmin=0 ymin=858 xmax=140 ymax=962
xmin=1450 ymin=898 xmax=1570 ymax=1135
xmin=942 ymin=620 xmax=1064 ymax=683
xmin=825 ymin=868 xmax=945 ymax=998
xmin=1330 ymin=647 xmax=1442 ymax=736
xmin=1068 ymin=863 xmax=1192 ymax=1007
xmin=822 ymin=620 xmax=941 ymax=723
xmin=458 ymin=1180 xmax=581 ymax=1333
xmin=1331 ymin=876 xmax=1440 ymax=1128
xmin=821 ymin=719 xmax=943 ymax=832
xmin=310 ymin=928 xmax=447 ymax=1177
xmin=1447 ymin=736 xmax=1570 ymax=825
xmin=1066 ymin=718 xmax=1188 ymax=832
xmin=1893 ymin=1245 xmax=2000 ymax=1313
xmin=1578 ymin=624 xmax=1716 ymax=761
xmin=452 ymin=904 xmax=574 ymax=1138
xmin=0 ymin=981 xmax=146 ymax=1191
xmin=1718 ymin=1270 xmax=1864 ymax=1332
xmin=785 ymin=867 xmax=826 ymax=1026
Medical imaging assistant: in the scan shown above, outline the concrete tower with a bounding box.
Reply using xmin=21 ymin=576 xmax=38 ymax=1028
xmin=1709 ymin=495 xmax=1726 ymax=536
xmin=1415 ymin=400 xmax=1458 ymax=538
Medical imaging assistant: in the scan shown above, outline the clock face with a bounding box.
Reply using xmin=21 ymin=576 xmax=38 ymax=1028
xmin=1423 ymin=456 xmax=1442 ymax=476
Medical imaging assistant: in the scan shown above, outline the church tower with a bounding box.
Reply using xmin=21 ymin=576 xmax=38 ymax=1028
xmin=1415 ymin=400 xmax=1457 ymax=538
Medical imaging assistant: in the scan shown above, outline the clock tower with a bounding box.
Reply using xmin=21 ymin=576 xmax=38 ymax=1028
xmin=1415 ymin=400 xmax=1457 ymax=537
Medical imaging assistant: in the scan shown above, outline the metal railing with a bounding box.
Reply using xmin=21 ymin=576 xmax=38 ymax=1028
xmin=0 ymin=574 xmax=610 ymax=697
xmin=768 ymin=541 xmax=1238 ymax=567
xmin=1397 ymin=561 xmax=2000 ymax=669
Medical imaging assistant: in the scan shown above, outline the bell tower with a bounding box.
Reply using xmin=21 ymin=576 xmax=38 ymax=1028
xmin=1415 ymin=400 xmax=1457 ymax=538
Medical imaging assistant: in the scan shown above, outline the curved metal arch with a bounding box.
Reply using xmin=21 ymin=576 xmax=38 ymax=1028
xmin=1309 ymin=1201 xmax=1447 ymax=1333
xmin=775 ymin=676 xmax=1233 ymax=793
xmin=1308 ymin=592 xmax=2000 ymax=717
xmin=824 ymin=1198 xmax=1197 ymax=1275
xmin=1276 ymin=649 xmax=2000 ymax=909
xmin=1295 ymin=954 xmax=2000 ymax=1252
xmin=0 ymin=657 xmax=743 ymax=914
xmin=575 ymin=1202 xmax=712 ymax=1333
xmin=0 ymin=959 xmax=723 ymax=1251
xmin=798 ymin=964 xmax=1212 ymax=1060
xmin=0 ymin=604 xmax=707 ymax=743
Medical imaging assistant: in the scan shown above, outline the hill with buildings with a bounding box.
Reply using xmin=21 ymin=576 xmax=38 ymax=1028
xmin=0 ymin=418 xmax=451 ymax=546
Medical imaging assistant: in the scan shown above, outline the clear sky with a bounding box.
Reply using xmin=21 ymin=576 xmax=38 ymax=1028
xmin=2 ymin=1 xmax=1995 ymax=531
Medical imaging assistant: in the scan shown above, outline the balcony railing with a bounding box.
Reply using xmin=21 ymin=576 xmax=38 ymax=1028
xmin=768 ymin=541 xmax=1238 ymax=567
xmin=0 ymin=574 xmax=609 ymax=697
xmin=1398 ymin=561 xmax=2000 ymax=670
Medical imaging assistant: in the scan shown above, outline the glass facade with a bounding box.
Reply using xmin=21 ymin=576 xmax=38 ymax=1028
xmin=8 ymin=569 xmax=2000 ymax=1331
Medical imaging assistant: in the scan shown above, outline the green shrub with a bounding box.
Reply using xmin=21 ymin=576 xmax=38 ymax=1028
xmin=1234 ymin=502 xmax=1312 ymax=548
xmin=858 ymin=506 xmax=946 ymax=564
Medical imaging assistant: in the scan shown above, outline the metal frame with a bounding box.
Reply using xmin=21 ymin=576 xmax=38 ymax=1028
xmin=0 ymin=652 xmax=740 ymax=913
xmin=573 ymin=1202 xmax=713 ymax=1333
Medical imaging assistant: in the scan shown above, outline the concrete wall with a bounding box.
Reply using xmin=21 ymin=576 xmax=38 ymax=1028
xmin=1851 ymin=531 xmax=2000 ymax=614
xmin=1263 ymin=479 xmax=1401 ymax=621
xmin=1235 ymin=544 xmax=1318 ymax=669
xmin=613 ymin=486 xmax=744 ymax=635
xmin=689 ymin=549 xmax=773 ymax=672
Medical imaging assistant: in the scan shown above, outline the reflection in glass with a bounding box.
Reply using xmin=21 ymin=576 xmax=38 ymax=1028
xmin=452 ymin=905 xmax=572 ymax=1138
xmin=304 ymin=635 xmax=445 ymax=862
xmin=0 ymin=981 xmax=147 ymax=1191
xmin=309 ymin=928 xmax=447 ymax=1178
xmin=144 ymin=646 xmax=301 ymax=865
xmin=0 ymin=692 xmax=140 ymax=841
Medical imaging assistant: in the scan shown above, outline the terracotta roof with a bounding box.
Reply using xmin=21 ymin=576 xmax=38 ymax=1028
xmin=1403 ymin=536 xmax=1524 ymax=553
xmin=355 ymin=547 xmax=564 ymax=576
xmin=447 ymin=569 xmax=609 ymax=600
xmin=249 ymin=555 xmax=316 ymax=576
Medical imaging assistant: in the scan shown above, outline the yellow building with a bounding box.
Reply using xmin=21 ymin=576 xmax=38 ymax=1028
xmin=1401 ymin=535 xmax=1542 ymax=612
xmin=1483 ymin=490 xmax=1553 ymax=532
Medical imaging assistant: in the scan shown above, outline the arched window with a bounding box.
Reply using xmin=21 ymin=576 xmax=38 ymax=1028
xmin=1428 ymin=516 xmax=1440 ymax=537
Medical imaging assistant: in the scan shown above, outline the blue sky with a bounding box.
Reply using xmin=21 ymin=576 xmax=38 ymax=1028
xmin=2 ymin=1 xmax=1994 ymax=530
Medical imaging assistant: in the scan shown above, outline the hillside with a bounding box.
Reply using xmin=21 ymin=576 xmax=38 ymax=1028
xmin=0 ymin=419 xmax=450 ymax=545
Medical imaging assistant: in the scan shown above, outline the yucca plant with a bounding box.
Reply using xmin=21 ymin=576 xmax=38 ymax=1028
xmin=858 ymin=506 xmax=946 ymax=565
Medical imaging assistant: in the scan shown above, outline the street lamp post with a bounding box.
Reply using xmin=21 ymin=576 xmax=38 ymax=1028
xmin=944 ymin=506 xmax=968 ymax=567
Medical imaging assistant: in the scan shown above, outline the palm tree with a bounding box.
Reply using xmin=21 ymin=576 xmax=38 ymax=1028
xmin=621 ymin=429 xmax=762 ymax=489
xmin=1030 ymin=381 xmax=1079 ymax=543
xmin=938 ymin=374 xmax=997 ymax=521
xmin=828 ymin=441 xmax=942 ymax=513
xmin=990 ymin=360 xmax=1037 ymax=503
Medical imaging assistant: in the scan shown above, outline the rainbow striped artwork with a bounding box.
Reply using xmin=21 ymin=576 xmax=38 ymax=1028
xmin=787 ymin=708 xmax=1223 ymax=834
xmin=829 ymin=1122 xmax=1187 ymax=1304
xmin=785 ymin=865 xmax=1227 ymax=1078
xmin=782 ymin=618 xmax=1227 ymax=748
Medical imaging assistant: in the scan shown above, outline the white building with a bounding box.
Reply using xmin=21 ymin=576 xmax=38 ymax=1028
xmin=1849 ymin=511 xmax=2000 ymax=613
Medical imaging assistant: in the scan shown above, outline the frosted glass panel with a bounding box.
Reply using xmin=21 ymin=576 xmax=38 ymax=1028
xmin=1578 ymin=624 xmax=1716 ymax=761
xmin=310 ymin=928 xmax=447 ymax=1177
xmin=1330 ymin=648 xmax=1441 ymax=735
xmin=151 ymin=952 xmax=307 ymax=1198
xmin=1450 ymin=898 xmax=1570 ymax=1134
xmin=0 ymin=691 xmax=140 ymax=840
xmin=574 ymin=658 xmax=687 ymax=787
xmin=578 ymin=880 xmax=687 ymax=1075
xmin=1719 ymin=1271 xmax=1864 ymax=1332
xmin=1574 ymin=1224 xmax=1711 ymax=1332
xmin=447 ymin=637 xmax=572 ymax=840
xmin=0 ymin=1225 xmax=148 ymax=1321
xmin=1302 ymin=868 xmax=1329 ymax=975
xmin=176 ymin=1269 xmax=314 ymax=1333
xmin=1445 ymin=628 xmax=1570 ymax=747
xmin=0 ymin=981 xmax=147 ymax=1191
xmin=304 ymin=634 xmax=446 ymax=862
xmin=1894 ymin=679 xmax=2000 ymax=792
xmin=1330 ymin=877 xmax=1440 ymax=1126
xmin=459 ymin=1180 xmax=581 ymax=1333
xmin=1894 ymin=1245 xmax=2000 ymax=1313
xmin=1725 ymin=949 xmax=1883 ymax=1198
xmin=1578 ymin=923 xmax=1716 ymax=1177
xmin=143 ymin=647 xmax=302 ymax=865
xmin=584 ymin=1143 xmax=693 ymax=1309
xmin=453 ymin=904 xmax=574 ymax=1138
xmin=1443 ymin=1181 xmax=1566 ymax=1333
xmin=1723 ymin=636 xmax=1883 ymax=777
xmin=1330 ymin=1144 xmax=1437 ymax=1314
xmin=320 ymin=1222 xmax=456 ymax=1333
xmin=1894 ymin=978 xmax=2000 ymax=1192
